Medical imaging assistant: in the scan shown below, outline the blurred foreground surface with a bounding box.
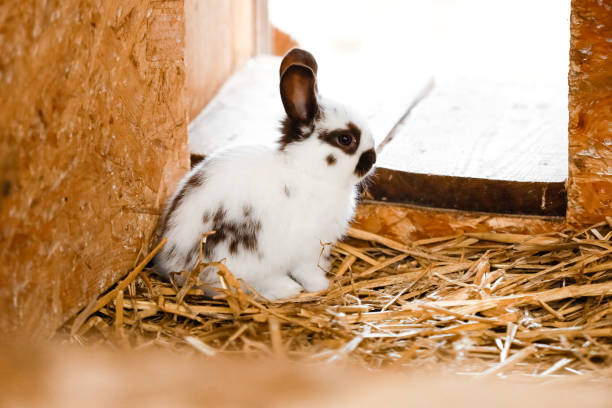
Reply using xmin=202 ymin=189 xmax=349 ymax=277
xmin=1 ymin=344 xmax=611 ymax=408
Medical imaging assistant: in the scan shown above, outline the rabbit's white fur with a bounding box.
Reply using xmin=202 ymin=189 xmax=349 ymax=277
xmin=154 ymin=50 xmax=376 ymax=300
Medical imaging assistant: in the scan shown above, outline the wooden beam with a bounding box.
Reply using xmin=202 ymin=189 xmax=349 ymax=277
xmin=368 ymin=169 xmax=567 ymax=216
xmin=184 ymin=0 xmax=262 ymax=121
xmin=354 ymin=202 xmax=566 ymax=243
xmin=254 ymin=0 xmax=271 ymax=55
xmin=567 ymin=0 xmax=612 ymax=225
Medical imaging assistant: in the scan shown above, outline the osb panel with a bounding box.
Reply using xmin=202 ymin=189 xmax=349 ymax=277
xmin=354 ymin=203 xmax=566 ymax=243
xmin=184 ymin=0 xmax=258 ymax=121
xmin=0 ymin=0 xmax=189 ymax=338
xmin=567 ymin=0 xmax=612 ymax=225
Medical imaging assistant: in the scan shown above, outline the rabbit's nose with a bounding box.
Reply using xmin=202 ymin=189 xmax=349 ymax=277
xmin=355 ymin=148 xmax=376 ymax=177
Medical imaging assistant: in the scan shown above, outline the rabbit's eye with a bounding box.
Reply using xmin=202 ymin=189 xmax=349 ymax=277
xmin=337 ymin=134 xmax=353 ymax=146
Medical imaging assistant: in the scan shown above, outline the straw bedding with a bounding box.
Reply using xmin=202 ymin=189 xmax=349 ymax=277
xmin=63 ymin=219 xmax=612 ymax=381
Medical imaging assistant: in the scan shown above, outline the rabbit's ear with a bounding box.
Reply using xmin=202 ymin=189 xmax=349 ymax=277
xmin=280 ymin=48 xmax=318 ymax=77
xmin=279 ymin=49 xmax=318 ymax=123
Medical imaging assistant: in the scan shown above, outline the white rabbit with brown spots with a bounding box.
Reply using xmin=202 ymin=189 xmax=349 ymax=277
xmin=154 ymin=49 xmax=376 ymax=300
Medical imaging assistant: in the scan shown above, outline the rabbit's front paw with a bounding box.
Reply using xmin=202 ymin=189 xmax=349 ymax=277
xmin=254 ymin=275 xmax=303 ymax=300
xmin=291 ymin=265 xmax=329 ymax=293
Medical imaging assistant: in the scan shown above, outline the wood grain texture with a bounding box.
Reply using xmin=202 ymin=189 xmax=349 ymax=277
xmin=0 ymin=0 xmax=189 ymax=338
xmin=354 ymin=202 xmax=566 ymax=244
xmin=368 ymin=169 xmax=567 ymax=216
xmin=567 ymin=0 xmax=612 ymax=225
xmin=184 ymin=0 xmax=263 ymax=121
xmin=376 ymin=77 xmax=569 ymax=183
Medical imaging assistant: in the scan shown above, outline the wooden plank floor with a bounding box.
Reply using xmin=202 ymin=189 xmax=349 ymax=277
xmin=378 ymin=76 xmax=568 ymax=183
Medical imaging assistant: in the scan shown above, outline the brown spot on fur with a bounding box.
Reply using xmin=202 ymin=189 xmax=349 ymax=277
xmin=229 ymin=239 xmax=239 ymax=254
xmin=355 ymin=148 xmax=376 ymax=177
xmin=283 ymin=185 xmax=291 ymax=197
xmin=165 ymin=244 xmax=177 ymax=260
xmin=243 ymin=204 xmax=252 ymax=217
xmin=230 ymin=218 xmax=262 ymax=254
xmin=187 ymin=241 xmax=200 ymax=265
xmin=202 ymin=211 xmax=211 ymax=224
xmin=326 ymin=154 xmax=336 ymax=165
xmin=190 ymin=153 xmax=206 ymax=168
xmin=347 ymin=122 xmax=361 ymax=139
xmin=203 ymin=229 xmax=224 ymax=259
xmin=213 ymin=207 xmax=226 ymax=224
xmin=158 ymin=170 xmax=206 ymax=237
xmin=186 ymin=171 xmax=205 ymax=189
xmin=202 ymin=207 xmax=262 ymax=258
xmin=318 ymin=121 xmax=362 ymax=155
xmin=164 ymin=192 xmax=185 ymax=227
xmin=278 ymin=116 xmax=315 ymax=150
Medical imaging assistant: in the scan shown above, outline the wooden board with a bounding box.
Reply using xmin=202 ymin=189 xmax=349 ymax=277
xmin=368 ymin=169 xmax=567 ymax=216
xmin=567 ymin=0 xmax=612 ymax=225
xmin=0 ymin=0 xmax=189 ymax=338
xmin=377 ymin=77 xmax=568 ymax=183
xmin=354 ymin=203 xmax=566 ymax=243
xmin=184 ymin=0 xmax=267 ymax=121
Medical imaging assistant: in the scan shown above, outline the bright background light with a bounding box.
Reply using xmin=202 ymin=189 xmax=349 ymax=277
xmin=269 ymin=0 xmax=571 ymax=182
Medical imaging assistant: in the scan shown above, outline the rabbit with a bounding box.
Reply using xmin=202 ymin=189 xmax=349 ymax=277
xmin=153 ymin=48 xmax=376 ymax=300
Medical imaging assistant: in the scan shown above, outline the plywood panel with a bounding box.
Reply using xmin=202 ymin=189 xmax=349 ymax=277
xmin=231 ymin=1 xmax=256 ymax=66
xmin=0 ymin=0 xmax=188 ymax=338
xmin=354 ymin=203 xmax=566 ymax=244
xmin=184 ymin=0 xmax=261 ymax=121
xmin=567 ymin=0 xmax=612 ymax=225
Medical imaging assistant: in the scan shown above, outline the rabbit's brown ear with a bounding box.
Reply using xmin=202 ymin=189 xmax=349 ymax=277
xmin=279 ymin=49 xmax=318 ymax=123
xmin=279 ymin=48 xmax=318 ymax=78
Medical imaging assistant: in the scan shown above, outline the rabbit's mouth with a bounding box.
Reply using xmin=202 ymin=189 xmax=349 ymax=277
xmin=355 ymin=148 xmax=376 ymax=178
